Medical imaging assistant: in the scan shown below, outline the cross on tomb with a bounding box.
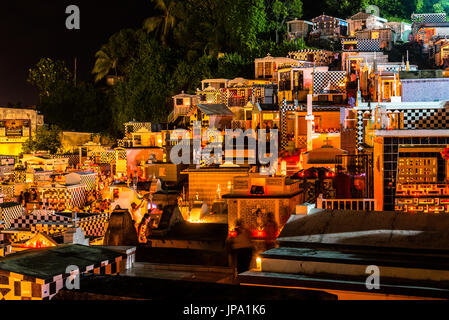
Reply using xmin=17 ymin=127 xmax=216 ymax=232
xmin=323 ymin=137 xmax=332 ymax=146
xmin=72 ymin=212 xmax=78 ymax=228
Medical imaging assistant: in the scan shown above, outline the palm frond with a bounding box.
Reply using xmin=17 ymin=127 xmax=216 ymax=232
xmin=143 ymin=16 xmax=164 ymax=33
xmin=92 ymin=46 xmax=118 ymax=83
xmin=153 ymin=0 xmax=167 ymax=12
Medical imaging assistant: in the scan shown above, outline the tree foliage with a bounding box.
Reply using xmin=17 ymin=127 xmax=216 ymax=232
xmin=143 ymin=0 xmax=179 ymax=45
xmin=28 ymin=58 xmax=112 ymax=134
xmin=267 ymin=0 xmax=303 ymax=43
xmin=22 ymin=125 xmax=62 ymax=154
xmin=39 ymin=82 xmax=111 ymax=133
xmin=324 ymin=0 xmax=364 ymax=18
xmin=223 ymin=0 xmax=268 ymax=51
xmin=27 ymin=58 xmax=71 ymax=98
xmin=414 ymin=0 xmax=449 ymax=14
xmin=92 ymin=29 xmax=144 ymax=83
xmin=110 ymin=39 xmax=175 ymax=135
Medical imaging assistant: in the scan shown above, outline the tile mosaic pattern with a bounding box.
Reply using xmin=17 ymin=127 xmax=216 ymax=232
xmin=382 ymin=137 xmax=449 ymax=211
xmin=0 ymin=255 xmax=123 ymax=300
xmin=356 ymin=106 xmax=449 ymax=150
xmin=49 ymin=154 xmax=79 ymax=167
xmin=342 ymin=38 xmax=381 ymax=52
xmin=40 ymin=185 xmax=87 ymax=209
xmin=10 ymin=211 xmax=108 ymax=238
xmin=124 ymin=122 xmax=152 ymax=135
xmin=0 ymin=185 xmax=15 ymax=202
xmin=288 ymin=49 xmax=335 ymax=66
xmin=0 ymin=204 xmax=23 ymax=229
xmin=79 ymin=173 xmax=97 ymax=192
xmin=13 ymin=170 xmax=26 ymax=183
xmin=313 ymin=71 xmax=347 ymax=95
xmin=412 ymin=13 xmax=446 ymax=23
xmin=280 ymin=99 xmax=298 ymax=150
xmin=401 ymin=108 xmax=449 ymax=129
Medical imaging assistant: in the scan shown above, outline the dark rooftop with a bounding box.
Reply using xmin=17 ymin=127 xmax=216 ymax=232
xmin=149 ymin=222 xmax=228 ymax=242
xmin=197 ymin=104 xmax=234 ymax=116
xmin=53 ymin=274 xmax=337 ymax=300
xmin=400 ymin=70 xmax=446 ymax=79
xmin=349 ymin=11 xmax=372 ymax=20
xmin=0 ymin=202 xmax=20 ymax=209
xmin=55 ymin=212 xmax=105 ymax=219
xmin=0 ymin=244 xmax=123 ymax=280
xmin=258 ymin=103 xmax=279 ymax=111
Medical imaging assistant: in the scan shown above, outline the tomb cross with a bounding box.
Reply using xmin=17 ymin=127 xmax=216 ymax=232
xmin=217 ymin=184 xmax=221 ymax=200
xmin=149 ymin=194 xmax=153 ymax=210
xmin=72 ymin=212 xmax=78 ymax=228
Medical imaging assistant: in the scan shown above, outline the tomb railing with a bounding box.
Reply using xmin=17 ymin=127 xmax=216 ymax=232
xmin=317 ymin=197 xmax=377 ymax=211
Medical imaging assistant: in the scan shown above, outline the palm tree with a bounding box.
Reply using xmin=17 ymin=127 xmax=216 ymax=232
xmin=143 ymin=0 xmax=177 ymax=45
xmin=92 ymin=29 xmax=141 ymax=83
xmin=92 ymin=45 xmax=118 ymax=83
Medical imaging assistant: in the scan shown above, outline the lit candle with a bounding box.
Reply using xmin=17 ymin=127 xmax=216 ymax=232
xmin=256 ymin=257 xmax=262 ymax=271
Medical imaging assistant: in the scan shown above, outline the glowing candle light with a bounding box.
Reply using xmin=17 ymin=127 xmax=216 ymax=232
xmin=256 ymin=257 xmax=262 ymax=271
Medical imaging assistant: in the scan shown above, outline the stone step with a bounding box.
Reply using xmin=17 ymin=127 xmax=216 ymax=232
xmin=260 ymin=247 xmax=449 ymax=283
xmin=132 ymin=262 xmax=233 ymax=274
xmin=239 ymin=271 xmax=449 ymax=300
xmin=262 ymin=247 xmax=449 ymax=270
xmin=277 ymin=235 xmax=449 ymax=257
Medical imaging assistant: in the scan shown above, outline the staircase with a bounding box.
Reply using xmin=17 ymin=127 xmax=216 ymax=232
xmin=240 ymin=243 xmax=449 ymax=299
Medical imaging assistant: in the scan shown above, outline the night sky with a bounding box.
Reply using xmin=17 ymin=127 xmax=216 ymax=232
xmin=0 ymin=0 xmax=324 ymax=107
xmin=0 ymin=0 xmax=152 ymax=106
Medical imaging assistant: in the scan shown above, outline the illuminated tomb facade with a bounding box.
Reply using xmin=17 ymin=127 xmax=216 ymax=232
xmin=223 ymin=173 xmax=304 ymax=239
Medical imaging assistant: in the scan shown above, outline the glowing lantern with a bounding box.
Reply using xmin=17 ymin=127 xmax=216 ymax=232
xmin=281 ymin=161 xmax=287 ymax=176
xmin=256 ymin=257 xmax=262 ymax=271
xmin=20 ymin=233 xmax=57 ymax=249
xmin=252 ymin=229 xmax=266 ymax=238
xmin=441 ymin=148 xmax=449 ymax=161
xmin=229 ymin=230 xmax=237 ymax=237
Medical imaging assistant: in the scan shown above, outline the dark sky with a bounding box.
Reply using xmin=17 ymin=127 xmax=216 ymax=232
xmin=0 ymin=0 xmax=152 ymax=106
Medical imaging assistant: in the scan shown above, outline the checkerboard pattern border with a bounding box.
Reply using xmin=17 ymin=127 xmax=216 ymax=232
xmin=280 ymin=99 xmax=299 ymax=150
xmin=313 ymin=71 xmax=347 ymax=95
xmin=412 ymin=13 xmax=446 ymax=23
xmin=10 ymin=211 xmax=108 ymax=238
xmin=0 ymin=254 xmax=124 ymax=300
xmin=0 ymin=204 xmax=24 ymax=229
xmin=356 ymin=106 xmax=449 ymax=150
xmin=401 ymin=108 xmax=449 ymax=129
xmin=342 ymin=38 xmax=381 ymax=52
xmin=124 ymin=122 xmax=152 ymax=135
xmin=288 ymin=49 xmax=335 ymax=66
xmin=80 ymin=174 xmax=97 ymax=192
xmin=40 ymin=185 xmax=87 ymax=209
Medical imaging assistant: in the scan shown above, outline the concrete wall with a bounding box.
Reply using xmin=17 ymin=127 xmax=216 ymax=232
xmin=141 ymin=163 xmax=186 ymax=183
xmin=61 ymin=132 xmax=92 ymax=153
xmin=279 ymin=209 xmax=449 ymax=250
xmin=187 ymin=170 xmax=248 ymax=209
xmin=402 ymin=78 xmax=449 ymax=102
xmin=227 ymin=196 xmax=301 ymax=231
